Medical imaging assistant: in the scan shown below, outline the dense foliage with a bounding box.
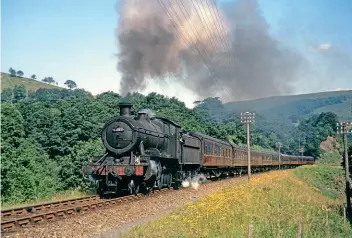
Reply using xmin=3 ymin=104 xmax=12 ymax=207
xmin=0 ymin=87 xmax=343 ymax=204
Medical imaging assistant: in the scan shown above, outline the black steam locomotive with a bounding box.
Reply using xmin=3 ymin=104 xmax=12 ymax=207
xmin=82 ymin=101 xmax=314 ymax=196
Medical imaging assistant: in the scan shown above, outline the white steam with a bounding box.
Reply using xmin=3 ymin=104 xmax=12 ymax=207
xmin=181 ymin=174 xmax=207 ymax=190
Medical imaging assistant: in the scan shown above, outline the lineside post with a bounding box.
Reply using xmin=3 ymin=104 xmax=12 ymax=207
xmin=276 ymin=142 xmax=282 ymax=169
xmin=337 ymin=122 xmax=352 ymax=219
xmin=241 ymin=112 xmax=255 ymax=182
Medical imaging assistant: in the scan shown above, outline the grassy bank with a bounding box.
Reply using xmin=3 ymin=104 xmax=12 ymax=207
xmin=124 ymin=166 xmax=352 ymax=238
xmin=293 ymin=164 xmax=345 ymax=199
xmin=1 ymin=72 xmax=61 ymax=92
xmin=1 ymin=189 xmax=90 ymax=210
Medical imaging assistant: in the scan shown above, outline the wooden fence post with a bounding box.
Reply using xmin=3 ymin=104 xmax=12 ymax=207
xmin=248 ymin=223 xmax=254 ymax=238
xmin=297 ymin=217 xmax=302 ymax=238
xmin=325 ymin=214 xmax=330 ymax=238
xmin=344 ymin=207 xmax=347 ymax=228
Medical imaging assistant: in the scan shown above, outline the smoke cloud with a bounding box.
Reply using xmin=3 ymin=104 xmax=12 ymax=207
xmin=115 ymin=0 xmax=303 ymax=101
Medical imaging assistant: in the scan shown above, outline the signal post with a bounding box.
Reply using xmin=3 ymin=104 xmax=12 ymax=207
xmin=337 ymin=122 xmax=352 ymax=219
xmin=241 ymin=112 xmax=255 ymax=182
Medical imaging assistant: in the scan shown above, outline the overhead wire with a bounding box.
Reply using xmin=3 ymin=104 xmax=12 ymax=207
xmin=205 ymin=0 xmax=239 ymax=91
xmin=157 ymin=0 xmax=231 ymax=101
xmin=176 ymin=0 xmax=232 ymax=98
xmin=188 ymin=0 xmax=232 ymax=96
xmin=193 ymin=0 xmax=236 ymax=96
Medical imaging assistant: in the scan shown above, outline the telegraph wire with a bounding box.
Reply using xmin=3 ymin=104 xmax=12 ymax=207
xmin=189 ymin=0 xmax=233 ymax=96
xmin=196 ymin=0 xmax=237 ymax=94
xmin=157 ymin=0 xmax=231 ymax=101
xmin=199 ymin=0 xmax=236 ymax=69
xmin=208 ymin=0 xmax=239 ymax=88
xmin=176 ymin=0 xmax=232 ymax=98
xmin=174 ymin=0 xmax=232 ymax=97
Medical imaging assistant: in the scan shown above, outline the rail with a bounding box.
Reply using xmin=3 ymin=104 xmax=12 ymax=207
xmin=1 ymin=189 xmax=170 ymax=232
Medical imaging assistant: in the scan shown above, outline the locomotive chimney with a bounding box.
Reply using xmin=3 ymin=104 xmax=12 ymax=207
xmin=137 ymin=109 xmax=150 ymax=121
xmin=119 ymin=101 xmax=133 ymax=117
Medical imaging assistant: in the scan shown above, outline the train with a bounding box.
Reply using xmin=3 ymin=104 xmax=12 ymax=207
xmin=82 ymin=101 xmax=315 ymax=196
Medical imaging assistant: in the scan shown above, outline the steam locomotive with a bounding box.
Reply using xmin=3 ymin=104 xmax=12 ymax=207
xmin=82 ymin=101 xmax=314 ymax=196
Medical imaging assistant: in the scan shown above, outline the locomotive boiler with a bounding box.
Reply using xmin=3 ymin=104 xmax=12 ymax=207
xmin=83 ymin=101 xmax=182 ymax=195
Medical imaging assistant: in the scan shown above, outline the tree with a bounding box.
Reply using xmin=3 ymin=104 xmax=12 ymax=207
xmin=8 ymin=68 xmax=16 ymax=77
xmin=1 ymin=88 xmax=13 ymax=102
xmin=31 ymin=74 xmax=36 ymax=80
xmin=42 ymin=77 xmax=55 ymax=84
xmin=1 ymin=102 xmax=25 ymax=147
xmin=13 ymin=85 xmax=26 ymax=102
xmin=47 ymin=77 xmax=55 ymax=84
xmin=16 ymin=70 xmax=24 ymax=77
xmin=64 ymin=80 xmax=77 ymax=90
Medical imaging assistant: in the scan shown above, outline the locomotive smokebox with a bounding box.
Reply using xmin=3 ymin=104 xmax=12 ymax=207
xmin=119 ymin=101 xmax=133 ymax=117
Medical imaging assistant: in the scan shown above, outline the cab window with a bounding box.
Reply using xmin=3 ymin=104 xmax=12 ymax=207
xmin=170 ymin=124 xmax=175 ymax=136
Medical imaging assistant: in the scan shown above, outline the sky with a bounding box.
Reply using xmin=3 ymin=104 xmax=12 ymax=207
xmin=1 ymin=0 xmax=352 ymax=108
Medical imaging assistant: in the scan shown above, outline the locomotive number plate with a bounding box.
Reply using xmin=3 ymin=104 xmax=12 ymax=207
xmin=112 ymin=127 xmax=124 ymax=132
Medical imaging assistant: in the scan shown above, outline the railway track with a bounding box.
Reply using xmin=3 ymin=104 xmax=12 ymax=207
xmin=1 ymin=188 xmax=171 ymax=233
xmin=0 ymin=169 xmax=285 ymax=233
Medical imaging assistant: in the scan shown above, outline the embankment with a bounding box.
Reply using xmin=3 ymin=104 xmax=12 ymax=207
xmin=124 ymin=165 xmax=352 ymax=237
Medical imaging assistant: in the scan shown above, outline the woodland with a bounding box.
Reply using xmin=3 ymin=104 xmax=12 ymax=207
xmin=1 ymin=86 xmax=348 ymax=203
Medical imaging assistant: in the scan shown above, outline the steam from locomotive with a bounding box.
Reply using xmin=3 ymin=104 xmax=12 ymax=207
xmin=115 ymin=0 xmax=302 ymax=101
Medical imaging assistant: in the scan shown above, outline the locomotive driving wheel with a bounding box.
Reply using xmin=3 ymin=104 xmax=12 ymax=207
xmin=167 ymin=173 xmax=172 ymax=189
xmin=157 ymin=174 xmax=163 ymax=190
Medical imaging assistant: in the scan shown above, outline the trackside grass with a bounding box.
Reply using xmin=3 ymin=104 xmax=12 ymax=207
xmin=124 ymin=166 xmax=352 ymax=238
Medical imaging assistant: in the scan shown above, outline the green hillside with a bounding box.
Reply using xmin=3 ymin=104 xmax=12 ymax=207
xmin=313 ymin=98 xmax=352 ymax=121
xmin=1 ymin=72 xmax=62 ymax=92
xmin=223 ymin=90 xmax=352 ymax=122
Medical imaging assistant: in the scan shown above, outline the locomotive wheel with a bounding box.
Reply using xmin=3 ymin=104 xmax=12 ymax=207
xmin=132 ymin=183 xmax=140 ymax=195
xmin=158 ymin=174 xmax=163 ymax=190
xmin=167 ymin=173 xmax=172 ymax=189
xmin=142 ymin=182 xmax=153 ymax=195
xmin=172 ymin=173 xmax=181 ymax=190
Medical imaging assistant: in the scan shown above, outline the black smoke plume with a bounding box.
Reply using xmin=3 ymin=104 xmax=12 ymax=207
xmin=115 ymin=0 xmax=303 ymax=101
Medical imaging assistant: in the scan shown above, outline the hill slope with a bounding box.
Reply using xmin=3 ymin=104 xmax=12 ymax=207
xmin=223 ymin=90 xmax=352 ymax=122
xmin=1 ymin=72 xmax=62 ymax=92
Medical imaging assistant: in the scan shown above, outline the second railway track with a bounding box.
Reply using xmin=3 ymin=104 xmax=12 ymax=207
xmin=1 ymin=188 xmax=171 ymax=233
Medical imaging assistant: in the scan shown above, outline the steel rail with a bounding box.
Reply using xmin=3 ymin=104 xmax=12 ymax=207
xmin=1 ymin=189 xmax=170 ymax=232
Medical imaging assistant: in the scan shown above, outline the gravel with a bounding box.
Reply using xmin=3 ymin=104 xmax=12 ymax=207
xmin=3 ymin=175 xmax=251 ymax=238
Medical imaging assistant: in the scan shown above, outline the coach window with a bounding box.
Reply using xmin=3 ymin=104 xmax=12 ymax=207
xmin=214 ymin=144 xmax=220 ymax=155
xmin=205 ymin=142 xmax=212 ymax=155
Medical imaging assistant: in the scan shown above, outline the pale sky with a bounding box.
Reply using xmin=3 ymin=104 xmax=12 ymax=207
xmin=2 ymin=0 xmax=351 ymax=108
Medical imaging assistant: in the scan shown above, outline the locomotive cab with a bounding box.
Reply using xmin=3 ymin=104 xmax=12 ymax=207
xmin=150 ymin=116 xmax=181 ymax=159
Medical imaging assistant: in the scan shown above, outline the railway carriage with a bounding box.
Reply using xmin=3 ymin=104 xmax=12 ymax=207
xmin=83 ymin=102 xmax=315 ymax=196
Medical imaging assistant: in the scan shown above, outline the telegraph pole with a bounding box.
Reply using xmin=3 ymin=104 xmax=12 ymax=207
xmin=337 ymin=122 xmax=352 ymax=219
xmin=241 ymin=112 xmax=255 ymax=182
xmin=276 ymin=142 xmax=282 ymax=169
